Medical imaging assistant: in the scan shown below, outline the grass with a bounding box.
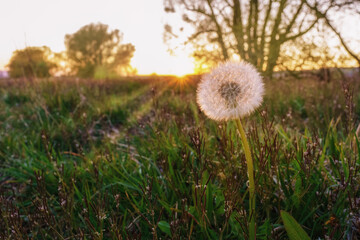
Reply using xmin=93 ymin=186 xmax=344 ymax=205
xmin=0 ymin=73 xmax=359 ymax=239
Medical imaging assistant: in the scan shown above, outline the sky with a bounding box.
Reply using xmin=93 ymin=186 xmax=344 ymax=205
xmin=1 ymin=1 xmax=359 ymax=75
xmin=0 ymin=0 xmax=194 ymax=75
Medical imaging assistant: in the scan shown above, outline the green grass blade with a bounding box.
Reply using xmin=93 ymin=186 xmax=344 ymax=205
xmin=158 ymin=221 xmax=171 ymax=237
xmin=281 ymin=210 xmax=310 ymax=240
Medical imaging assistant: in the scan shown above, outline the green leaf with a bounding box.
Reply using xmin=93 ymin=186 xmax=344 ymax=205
xmin=280 ymin=211 xmax=310 ymax=240
xmin=158 ymin=221 xmax=171 ymax=236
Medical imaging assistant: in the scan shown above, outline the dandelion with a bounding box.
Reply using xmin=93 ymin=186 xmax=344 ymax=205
xmin=197 ymin=61 xmax=264 ymax=121
xmin=197 ymin=61 xmax=264 ymax=240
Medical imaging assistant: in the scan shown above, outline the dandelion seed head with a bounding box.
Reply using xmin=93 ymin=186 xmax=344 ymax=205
xmin=197 ymin=61 xmax=264 ymax=121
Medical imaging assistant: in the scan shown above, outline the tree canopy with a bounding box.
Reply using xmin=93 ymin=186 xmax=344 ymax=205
xmin=7 ymin=46 xmax=56 ymax=78
xmin=65 ymin=23 xmax=135 ymax=78
xmin=164 ymin=0 xmax=360 ymax=77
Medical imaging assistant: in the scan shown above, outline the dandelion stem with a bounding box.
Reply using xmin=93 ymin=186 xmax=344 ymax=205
xmin=235 ymin=118 xmax=256 ymax=240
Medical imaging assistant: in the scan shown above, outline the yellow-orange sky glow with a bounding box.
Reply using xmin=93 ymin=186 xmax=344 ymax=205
xmin=1 ymin=0 xmax=359 ymax=76
xmin=0 ymin=0 xmax=195 ymax=76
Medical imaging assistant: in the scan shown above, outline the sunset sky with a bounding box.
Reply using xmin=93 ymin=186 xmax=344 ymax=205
xmin=1 ymin=0 xmax=359 ymax=75
xmin=0 ymin=0 xmax=194 ymax=75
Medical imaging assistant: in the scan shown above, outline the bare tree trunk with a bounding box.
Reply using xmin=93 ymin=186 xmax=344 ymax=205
xmin=207 ymin=0 xmax=229 ymax=60
xmin=259 ymin=0 xmax=273 ymax=71
xmin=232 ymin=0 xmax=246 ymax=60
xmin=264 ymin=0 xmax=287 ymax=77
xmin=265 ymin=42 xmax=281 ymax=77
xmin=252 ymin=0 xmax=259 ymax=66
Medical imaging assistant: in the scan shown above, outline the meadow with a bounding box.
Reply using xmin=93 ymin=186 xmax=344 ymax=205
xmin=0 ymin=72 xmax=360 ymax=239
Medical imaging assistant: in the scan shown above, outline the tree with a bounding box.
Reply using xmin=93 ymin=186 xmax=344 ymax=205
xmin=164 ymin=0 xmax=359 ymax=77
xmin=277 ymin=25 xmax=357 ymax=74
xmin=306 ymin=1 xmax=360 ymax=67
xmin=7 ymin=46 xmax=56 ymax=78
xmin=64 ymin=23 xmax=135 ymax=78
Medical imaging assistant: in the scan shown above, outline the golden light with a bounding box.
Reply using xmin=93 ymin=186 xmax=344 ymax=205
xmin=59 ymin=61 xmax=66 ymax=67
xmin=176 ymin=75 xmax=188 ymax=84
xmin=131 ymin=47 xmax=196 ymax=76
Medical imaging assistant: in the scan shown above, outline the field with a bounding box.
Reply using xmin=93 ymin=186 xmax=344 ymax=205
xmin=1 ymin=73 xmax=360 ymax=239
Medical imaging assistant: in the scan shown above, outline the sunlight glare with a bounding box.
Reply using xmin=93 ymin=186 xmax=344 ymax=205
xmin=131 ymin=50 xmax=195 ymax=76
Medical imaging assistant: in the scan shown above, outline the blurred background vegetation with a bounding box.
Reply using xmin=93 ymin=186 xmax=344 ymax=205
xmin=6 ymin=23 xmax=136 ymax=80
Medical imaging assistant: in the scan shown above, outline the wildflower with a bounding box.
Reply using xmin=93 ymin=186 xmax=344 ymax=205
xmin=197 ymin=61 xmax=264 ymax=121
xmin=196 ymin=60 xmax=264 ymax=240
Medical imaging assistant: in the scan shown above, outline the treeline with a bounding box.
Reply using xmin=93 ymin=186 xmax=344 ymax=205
xmin=7 ymin=23 xmax=136 ymax=79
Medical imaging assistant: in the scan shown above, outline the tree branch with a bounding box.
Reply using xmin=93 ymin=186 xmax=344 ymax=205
xmin=283 ymin=0 xmax=305 ymax=36
xmin=305 ymin=0 xmax=360 ymax=65
xmin=206 ymin=0 xmax=229 ymax=59
xmin=284 ymin=18 xmax=318 ymax=41
xmin=325 ymin=19 xmax=360 ymax=65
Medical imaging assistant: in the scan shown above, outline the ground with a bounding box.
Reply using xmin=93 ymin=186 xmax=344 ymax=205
xmin=0 ymin=73 xmax=359 ymax=239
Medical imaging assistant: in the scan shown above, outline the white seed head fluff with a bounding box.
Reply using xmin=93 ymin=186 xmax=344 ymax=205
xmin=197 ymin=61 xmax=264 ymax=121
